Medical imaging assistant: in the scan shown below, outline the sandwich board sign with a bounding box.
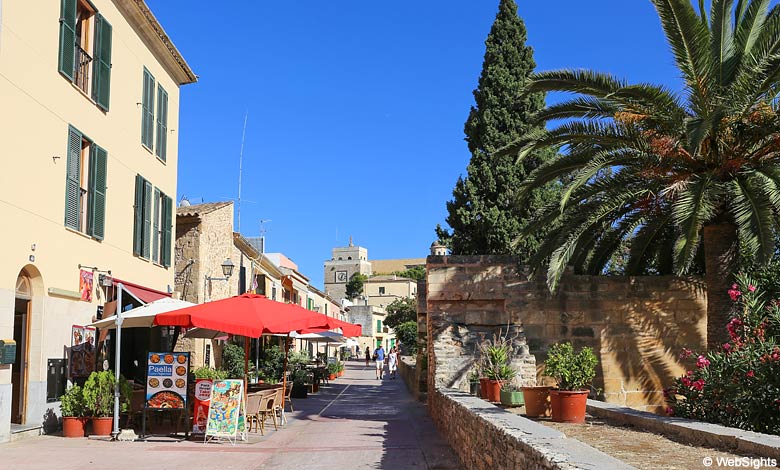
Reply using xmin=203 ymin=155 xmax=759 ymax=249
xmin=205 ymin=379 xmax=245 ymax=443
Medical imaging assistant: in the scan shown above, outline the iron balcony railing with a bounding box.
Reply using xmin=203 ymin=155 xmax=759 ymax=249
xmin=74 ymin=45 xmax=92 ymax=93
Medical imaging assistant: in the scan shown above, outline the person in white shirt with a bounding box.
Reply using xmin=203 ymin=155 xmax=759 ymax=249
xmin=388 ymin=347 xmax=398 ymax=379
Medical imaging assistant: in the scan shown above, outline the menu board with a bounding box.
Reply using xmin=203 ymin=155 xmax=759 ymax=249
xmin=193 ymin=379 xmax=213 ymax=434
xmin=205 ymin=379 xmax=244 ymax=438
xmin=69 ymin=325 xmax=96 ymax=378
xmin=146 ymin=352 xmax=189 ymax=409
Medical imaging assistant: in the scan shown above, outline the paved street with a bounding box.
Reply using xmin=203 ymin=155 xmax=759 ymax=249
xmin=2 ymin=362 xmax=460 ymax=470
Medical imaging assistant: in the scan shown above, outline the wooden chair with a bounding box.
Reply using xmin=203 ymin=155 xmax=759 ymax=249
xmin=272 ymin=387 xmax=287 ymax=425
xmin=283 ymin=383 xmax=293 ymax=412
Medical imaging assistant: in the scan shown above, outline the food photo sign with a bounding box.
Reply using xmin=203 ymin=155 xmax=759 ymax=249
xmin=146 ymin=352 xmax=189 ymax=409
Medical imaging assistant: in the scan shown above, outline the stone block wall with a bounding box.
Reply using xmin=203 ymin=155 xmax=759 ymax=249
xmin=426 ymin=255 xmax=707 ymax=412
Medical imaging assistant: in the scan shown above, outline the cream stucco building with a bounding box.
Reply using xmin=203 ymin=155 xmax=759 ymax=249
xmin=0 ymin=0 xmax=195 ymax=441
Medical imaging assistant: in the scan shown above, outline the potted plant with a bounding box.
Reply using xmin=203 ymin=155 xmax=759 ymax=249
xmin=290 ymin=368 xmax=309 ymax=399
xmin=521 ymin=383 xmax=552 ymax=418
xmin=83 ymin=370 xmax=118 ymax=435
xmin=60 ymin=384 xmax=87 ymax=438
xmin=337 ymin=361 xmax=345 ymax=377
xmin=485 ymin=363 xmax=516 ymax=402
xmin=468 ymin=369 xmax=480 ymax=396
xmin=544 ymin=342 xmax=597 ymax=423
xmin=479 ymin=334 xmax=516 ymax=402
xmin=327 ymin=362 xmax=339 ymax=380
xmin=500 ymin=383 xmax=524 ymax=407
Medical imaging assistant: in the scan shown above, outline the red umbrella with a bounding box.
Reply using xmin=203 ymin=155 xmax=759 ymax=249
xmin=300 ymin=316 xmax=362 ymax=337
xmin=153 ymin=293 xmax=329 ymax=336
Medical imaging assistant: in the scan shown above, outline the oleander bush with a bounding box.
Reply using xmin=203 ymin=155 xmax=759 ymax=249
xmin=666 ymin=275 xmax=780 ymax=434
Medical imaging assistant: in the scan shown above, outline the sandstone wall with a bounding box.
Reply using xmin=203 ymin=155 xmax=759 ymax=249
xmin=426 ymin=255 xmax=707 ymax=412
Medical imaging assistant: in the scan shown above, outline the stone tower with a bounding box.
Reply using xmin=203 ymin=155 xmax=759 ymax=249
xmin=323 ymin=238 xmax=372 ymax=300
xmin=430 ymin=241 xmax=447 ymax=256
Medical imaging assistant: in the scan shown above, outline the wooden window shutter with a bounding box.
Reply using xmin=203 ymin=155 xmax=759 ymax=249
xmin=162 ymin=195 xmax=173 ymax=267
xmin=64 ymin=126 xmax=82 ymax=229
xmin=133 ymin=175 xmax=144 ymax=255
xmin=141 ymin=69 xmax=155 ymax=148
xmin=88 ymin=144 xmax=108 ymax=240
xmin=58 ymin=0 xmax=77 ymax=80
xmin=92 ymin=14 xmax=112 ymax=111
xmin=152 ymin=188 xmax=160 ymax=263
xmin=142 ymin=180 xmax=152 ymax=258
xmin=155 ymin=86 xmax=168 ymax=161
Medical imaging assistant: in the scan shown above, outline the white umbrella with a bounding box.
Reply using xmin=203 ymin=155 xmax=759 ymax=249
xmin=89 ymin=297 xmax=196 ymax=329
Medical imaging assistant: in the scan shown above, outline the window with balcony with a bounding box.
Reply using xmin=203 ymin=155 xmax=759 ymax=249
xmin=64 ymin=125 xmax=107 ymax=239
xmin=58 ymin=0 xmax=112 ymax=110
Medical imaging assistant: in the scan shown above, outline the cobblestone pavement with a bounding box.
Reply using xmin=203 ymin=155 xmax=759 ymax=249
xmin=2 ymin=362 xmax=461 ymax=470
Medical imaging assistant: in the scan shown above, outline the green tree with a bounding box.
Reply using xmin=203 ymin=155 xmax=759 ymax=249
xmin=437 ymin=0 xmax=559 ymax=259
xmin=345 ymin=273 xmax=367 ymax=299
xmin=384 ymin=296 xmax=417 ymax=329
xmin=392 ymin=266 xmax=426 ymax=280
xmin=394 ymin=321 xmax=418 ymax=355
xmin=507 ymin=0 xmax=780 ymax=348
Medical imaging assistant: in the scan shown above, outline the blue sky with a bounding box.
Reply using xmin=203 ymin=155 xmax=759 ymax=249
xmin=147 ymin=0 xmax=681 ymax=289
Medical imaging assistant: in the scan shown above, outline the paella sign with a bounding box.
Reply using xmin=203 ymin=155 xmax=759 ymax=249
xmin=205 ymin=379 xmax=244 ymax=439
xmin=146 ymin=352 xmax=189 ymax=409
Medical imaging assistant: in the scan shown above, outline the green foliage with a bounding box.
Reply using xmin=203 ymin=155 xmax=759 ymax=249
xmin=336 ymin=361 xmax=344 ymax=372
xmin=291 ymin=368 xmax=309 ymax=386
xmin=83 ymin=370 xmax=116 ymax=417
xmin=327 ymin=362 xmax=339 ymax=374
xmin=222 ymin=342 xmax=245 ymax=379
xmin=384 ymin=297 xmax=417 ymax=329
xmin=478 ymin=331 xmax=517 ymax=381
xmin=345 ymin=273 xmax=368 ymax=299
xmin=391 ymin=266 xmax=426 ymax=281
xmin=394 ymin=321 xmax=418 ymax=355
xmin=666 ymin=275 xmax=780 ymax=434
xmin=254 ymin=345 xmax=309 ymax=382
xmin=60 ymin=385 xmax=86 ymax=418
xmin=193 ymin=366 xmax=228 ymax=380
xmin=544 ymin=342 xmax=597 ymax=391
xmin=507 ymin=0 xmax=780 ymax=293
xmin=438 ymin=0 xmax=560 ymax=259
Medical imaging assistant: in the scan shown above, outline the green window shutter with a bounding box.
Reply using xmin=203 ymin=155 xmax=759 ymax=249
xmin=141 ymin=69 xmax=155 ymax=148
xmin=142 ymin=180 xmax=152 ymax=258
xmin=162 ymin=195 xmax=173 ymax=267
xmin=64 ymin=126 xmax=82 ymax=229
xmin=91 ymin=14 xmax=112 ymax=111
xmin=88 ymin=144 xmax=108 ymax=239
xmin=152 ymin=188 xmax=160 ymax=263
xmin=58 ymin=0 xmax=77 ymax=80
xmin=155 ymin=86 xmax=168 ymax=161
xmin=376 ymin=320 xmax=381 ymax=332
xmin=133 ymin=175 xmax=144 ymax=255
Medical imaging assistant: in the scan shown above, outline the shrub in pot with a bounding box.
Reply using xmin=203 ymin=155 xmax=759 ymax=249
xmin=60 ymin=384 xmax=87 ymax=438
xmin=479 ymin=333 xmax=516 ymax=402
xmin=327 ymin=362 xmax=339 ymax=380
xmin=337 ymin=361 xmax=345 ymax=377
xmin=290 ymin=369 xmax=309 ymax=398
xmin=83 ymin=370 xmax=120 ymax=435
xmin=544 ymin=342 xmax=597 ymax=423
xmin=500 ymin=384 xmax=524 ymax=407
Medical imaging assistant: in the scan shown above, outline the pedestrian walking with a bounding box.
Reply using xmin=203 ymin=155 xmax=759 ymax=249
xmin=374 ymin=345 xmax=386 ymax=379
xmin=365 ymin=346 xmax=371 ymax=367
xmin=388 ymin=347 xmax=398 ymax=379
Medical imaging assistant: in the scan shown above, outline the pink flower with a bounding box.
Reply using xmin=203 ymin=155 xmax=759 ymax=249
xmin=696 ymin=355 xmax=711 ymax=368
xmin=723 ymin=343 xmax=732 ymax=352
xmin=732 ymin=283 xmax=738 ymax=289
xmin=746 ymin=370 xmax=755 ymax=378
xmin=679 ymin=348 xmax=693 ymax=359
xmin=748 ymin=285 xmax=756 ymax=292
xmin=692 ymin=379 xmax=705 ymax=391
xmin=681 ymin=376 xmax=692 ymax=387
xmin=665 ymin=407 xmax=674 ymax=416
xmin=728 ymin=288 xmax=742 ymax=301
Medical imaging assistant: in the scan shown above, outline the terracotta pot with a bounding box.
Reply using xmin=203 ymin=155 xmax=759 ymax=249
xmin=328 ymin=373 xmax=337 ymax=380
xmin=549 ymin=389 xmax=561 ymax=421
xmin=522 ymin=386 xmax=551 ymax=417
xmin=479 ymin=378 xmax=489 ymax=398
xmin=90 ymin=416 xmax=113 ymax=436
xmin=62 ymin=417 xmax=86 ymax=438
xmin=338 ymin=371 xmax=344 ymax=377
xmin=486 ymin=380 xmax=502 ymax=402
xmin=550 ymin=390 xmax=588 ymax=423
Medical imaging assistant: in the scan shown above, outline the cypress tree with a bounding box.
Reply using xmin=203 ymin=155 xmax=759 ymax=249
xmin=437 ymin=0 xmax=558 ymax=258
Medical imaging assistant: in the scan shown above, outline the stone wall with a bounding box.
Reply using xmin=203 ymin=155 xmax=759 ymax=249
xmin=398 ymin=356 xmax=421 ymax=401
xmin=426 ymin=255 xmax=707 ymax=412
xmin=429 ymin=388 xmax=633 ymax=470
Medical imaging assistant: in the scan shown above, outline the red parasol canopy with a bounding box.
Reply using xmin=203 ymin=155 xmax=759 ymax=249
xmin=300 ymin=316 xmax=362 ymax=337
xmin=152 ymin=293 xmax=333 ymax=336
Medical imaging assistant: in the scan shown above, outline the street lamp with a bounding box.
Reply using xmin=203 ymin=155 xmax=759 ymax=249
xmin=204 ymin=258 xmax=235 ymax=301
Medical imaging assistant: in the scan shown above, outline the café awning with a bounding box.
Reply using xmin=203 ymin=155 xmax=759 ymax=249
xmin=112 ymin=277 xmax=170 ymax=304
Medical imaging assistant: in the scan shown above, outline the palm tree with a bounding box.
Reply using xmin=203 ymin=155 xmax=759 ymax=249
xmin=507 ymin=0 xmax=780 ymax=349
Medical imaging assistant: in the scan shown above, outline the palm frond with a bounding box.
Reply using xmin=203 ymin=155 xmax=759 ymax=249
xmin=730 ymin=175 xmax=777 ymax=262
xmin=672 ymin=174 xmax=718 ymax=273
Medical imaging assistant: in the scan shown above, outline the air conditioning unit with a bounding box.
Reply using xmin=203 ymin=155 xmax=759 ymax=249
xmin=383 ymin=327 xmax=389 ymax=333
